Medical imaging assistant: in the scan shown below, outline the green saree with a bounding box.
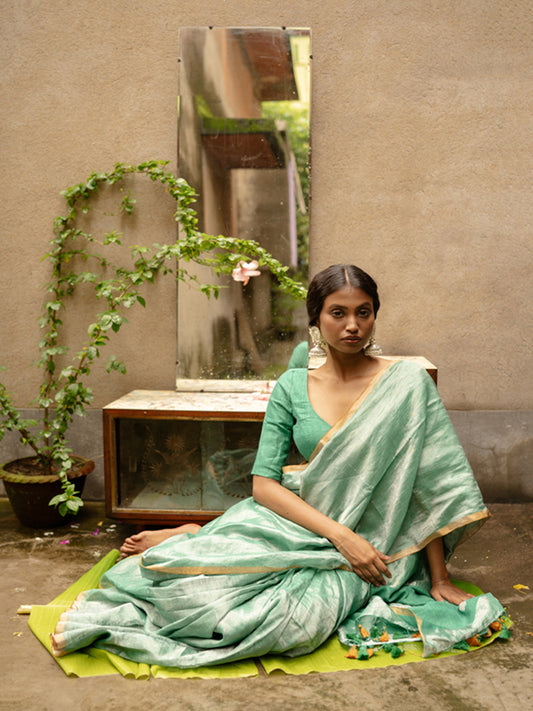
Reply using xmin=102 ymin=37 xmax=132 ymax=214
xmin=52 ymin=361 xmax=505 ymax=666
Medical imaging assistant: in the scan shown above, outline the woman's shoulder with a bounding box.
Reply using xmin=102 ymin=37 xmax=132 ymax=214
xmin=275 ymin=367 xmax=308 ymax=392
xmin=383 ymin=358 xmax=437 ymax=389
xmin=269 ymin=368 xmax=308 ymax=408
xmin=263 ymin=368 xmax=308 ymax=420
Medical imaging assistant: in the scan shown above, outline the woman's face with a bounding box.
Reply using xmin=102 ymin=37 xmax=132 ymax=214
xmin=318 ymin=285 xmax=375 ymax=355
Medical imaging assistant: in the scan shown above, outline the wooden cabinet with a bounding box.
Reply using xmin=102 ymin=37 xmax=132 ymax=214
xmin=103 ymin=387 xmax=271 ymax=526
xmin=103 ymin=358 xmax=436 ymax=526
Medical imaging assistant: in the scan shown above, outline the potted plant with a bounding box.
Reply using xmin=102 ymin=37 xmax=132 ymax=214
xmin=0 ymin=160 xmax=305 ymax=527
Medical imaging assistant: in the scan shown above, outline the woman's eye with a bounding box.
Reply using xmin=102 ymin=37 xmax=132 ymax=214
xmin=331 ymin=310 xmax=343 ymax=317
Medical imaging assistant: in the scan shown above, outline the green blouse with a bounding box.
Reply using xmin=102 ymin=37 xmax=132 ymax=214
xmin=251 ymin=368 xmax=331 ymax=481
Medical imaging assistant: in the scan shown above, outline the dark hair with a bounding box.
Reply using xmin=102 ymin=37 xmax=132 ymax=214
xmin=306 ymin=264 xmax=380 ymax=326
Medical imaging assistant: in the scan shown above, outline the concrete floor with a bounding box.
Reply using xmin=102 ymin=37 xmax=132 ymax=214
xmin=1 ymin=499 xmax=532 ymax=711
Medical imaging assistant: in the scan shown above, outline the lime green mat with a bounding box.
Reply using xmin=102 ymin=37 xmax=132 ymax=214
xmin=28 ymin=550 xmax=510 ymax=678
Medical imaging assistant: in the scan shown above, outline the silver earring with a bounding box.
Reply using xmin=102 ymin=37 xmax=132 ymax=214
xmin=308 ymin=326 xmax=327 ymax=369
xmin=364 ymin=327 xmax=383 ymax=356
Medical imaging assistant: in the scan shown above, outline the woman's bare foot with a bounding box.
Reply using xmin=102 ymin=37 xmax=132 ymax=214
xmin=50 ymin=591 xmax=87 ymax=657
xmin=50 ymin=632 xmax=67 ymax=657
xmin=119 ymin=523 xmax=201 ymax=558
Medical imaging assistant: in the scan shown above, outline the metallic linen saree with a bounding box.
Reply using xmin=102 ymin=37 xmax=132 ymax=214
xmin=53 ymin=361 xmax=505 ymax=666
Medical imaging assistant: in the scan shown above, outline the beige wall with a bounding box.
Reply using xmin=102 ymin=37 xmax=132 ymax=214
xmin=1 ymin=0 xmax=532 ymax=413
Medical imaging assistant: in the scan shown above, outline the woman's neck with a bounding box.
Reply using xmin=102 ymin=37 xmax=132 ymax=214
xmin=321 ymin=349 xmax=378 ymax=382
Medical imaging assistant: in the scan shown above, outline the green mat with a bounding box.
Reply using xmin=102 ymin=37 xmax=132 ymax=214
xmin=28 ymin=550 xmax=510 ymax=678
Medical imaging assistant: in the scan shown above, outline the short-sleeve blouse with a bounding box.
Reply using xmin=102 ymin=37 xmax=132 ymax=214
xmin=250 ymin=368 xmax=331 ymax=481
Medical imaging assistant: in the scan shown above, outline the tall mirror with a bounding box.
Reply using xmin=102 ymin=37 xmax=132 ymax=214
xmin=176 ymin=27 xmax=311 ymax=385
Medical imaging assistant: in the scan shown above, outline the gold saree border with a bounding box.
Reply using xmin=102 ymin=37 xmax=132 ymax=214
xmin=140 ymin=561 xmax=352 ymax=576
xmin=387 ymin=509 xmax=490 ymax=563
xmin=283 ymin=359 xmax=397 ymax=474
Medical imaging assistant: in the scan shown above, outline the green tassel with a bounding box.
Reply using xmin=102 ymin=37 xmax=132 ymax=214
xmin=390 ymin=645 xmax=404 ymax=659
xmin=357 ymin=647 xmax=369 ymax=660
xmin=453 ymin=640 xmax=471 ymax=651
xmin=498 ymin=625 xmax=511 ymax=640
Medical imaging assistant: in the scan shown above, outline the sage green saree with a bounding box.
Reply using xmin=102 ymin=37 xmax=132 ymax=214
xmin=53 ymin=361 xmax=505 ymax=666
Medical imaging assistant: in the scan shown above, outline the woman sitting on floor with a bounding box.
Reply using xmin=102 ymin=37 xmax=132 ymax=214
xmin=51 ymin=264 xmax=505 ymax=666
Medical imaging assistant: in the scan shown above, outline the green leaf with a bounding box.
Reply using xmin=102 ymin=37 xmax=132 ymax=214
xmin=106 ymin=357 xmax=127 ymax=374
xmin=104 ymin=230 xmax=123 ymax=245
xmin=45 ymin=301 xmax=62 ymax=311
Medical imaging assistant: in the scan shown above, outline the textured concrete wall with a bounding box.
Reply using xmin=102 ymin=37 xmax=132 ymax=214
xmin=1 ymin=1 xmax=532 ymax=499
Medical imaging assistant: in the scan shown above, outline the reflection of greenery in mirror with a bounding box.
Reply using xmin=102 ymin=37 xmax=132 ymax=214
xmin=177 ymin=27 xmax=311 ymax=383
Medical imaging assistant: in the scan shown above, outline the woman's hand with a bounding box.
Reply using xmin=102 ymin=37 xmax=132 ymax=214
xmin=430 ymin=578 xmax=475 ymax=605
xmin=333 ymin=528 xmax=392 ymax=587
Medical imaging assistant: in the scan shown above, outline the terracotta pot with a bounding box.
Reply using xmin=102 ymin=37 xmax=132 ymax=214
xmin=0 ymin=456 xmax=94 ymax=528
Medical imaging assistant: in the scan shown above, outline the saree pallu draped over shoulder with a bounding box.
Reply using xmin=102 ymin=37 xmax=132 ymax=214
xmin=52 ymin=361 xmax=505 ymax=666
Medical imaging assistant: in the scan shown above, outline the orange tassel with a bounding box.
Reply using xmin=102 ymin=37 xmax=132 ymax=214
xmin=345 ymin=646 xmax=358 ymax=659
xmin=489 ymin=620 xmax=502 ymax=632
xmin=358 ymin=625 xmax=369 ymax=639
xmin=379 ymin=631 xmax=389 ymax=642
xmin=466 ymin=635 xmax=481 ymax=647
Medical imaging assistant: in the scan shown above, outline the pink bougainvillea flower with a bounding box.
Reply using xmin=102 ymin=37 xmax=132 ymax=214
xmin=231 ymin=260 xmax=260 ymax=286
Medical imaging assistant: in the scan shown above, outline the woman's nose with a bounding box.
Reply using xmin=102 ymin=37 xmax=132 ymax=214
xmin=345 ymin=315 xmax=359 ymax=331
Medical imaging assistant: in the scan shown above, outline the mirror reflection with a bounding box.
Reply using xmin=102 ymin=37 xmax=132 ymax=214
xmin=177 ymin=26 xmax=311 ymax=382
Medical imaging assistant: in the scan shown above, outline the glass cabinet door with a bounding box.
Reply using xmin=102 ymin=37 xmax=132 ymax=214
xmin=116 ymin=417 xmax=261 ymax=512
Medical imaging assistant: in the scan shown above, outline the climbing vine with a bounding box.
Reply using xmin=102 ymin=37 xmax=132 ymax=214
xmin=0 ymin=160 xmax=306 ymax=515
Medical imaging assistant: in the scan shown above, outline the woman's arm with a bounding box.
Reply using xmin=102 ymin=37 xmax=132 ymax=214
xmin=253 ymin=475 xmax=391 ymax=587
xmin=426 ymin=536 xmax=474 ymax=605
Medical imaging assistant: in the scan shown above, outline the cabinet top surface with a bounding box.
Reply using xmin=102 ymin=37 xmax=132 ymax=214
xmin=103 ymin=388 xmax=272 ymax=413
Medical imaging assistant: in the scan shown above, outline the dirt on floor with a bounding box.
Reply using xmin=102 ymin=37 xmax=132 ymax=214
xmin=1 ymin=500 xmax=532 ymax=711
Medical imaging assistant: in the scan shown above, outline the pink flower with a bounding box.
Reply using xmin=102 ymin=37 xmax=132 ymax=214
xmin=231 ymin=260 xmax=260 ymax=286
